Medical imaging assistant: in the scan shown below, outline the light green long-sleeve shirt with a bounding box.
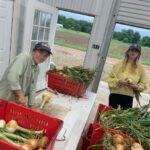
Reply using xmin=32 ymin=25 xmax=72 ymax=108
xmin=0 ymin=52 xmax=39 ymax=103
xmin=107 ymin=60 xmax=147 ymax=97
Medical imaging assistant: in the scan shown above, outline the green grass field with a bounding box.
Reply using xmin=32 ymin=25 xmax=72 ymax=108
xmin=55 ymin=28 xmax=150 ymax=66
xmin=55 ymin=28 xmax=89 ymax=51
xmin=56 ymin=28 xmax=89 ymax=37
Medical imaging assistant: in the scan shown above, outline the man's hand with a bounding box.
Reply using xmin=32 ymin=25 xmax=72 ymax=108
xmin=16 ymin=96 xmax=28 ymax=106
xmin=13 ymin=90 xmax=28 ymax=106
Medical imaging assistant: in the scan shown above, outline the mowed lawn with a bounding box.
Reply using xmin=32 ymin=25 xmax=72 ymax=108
xmin=55 ymin=28 xmax=150 ymax=66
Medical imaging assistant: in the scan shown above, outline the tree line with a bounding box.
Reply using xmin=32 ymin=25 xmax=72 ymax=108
xmin=58 ymin=15 xmax=150 ymax=47
xmin=113 ymin=30 xmax=150 ymax=47
xmin=58 ymin=15 xmax=92 ymax=33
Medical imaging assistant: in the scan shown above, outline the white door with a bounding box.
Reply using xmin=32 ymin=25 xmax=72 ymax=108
xmin=0 ymin=0 xmax=13 ymax=79
xmin=23 ymin=0 xmax=58 ymax=90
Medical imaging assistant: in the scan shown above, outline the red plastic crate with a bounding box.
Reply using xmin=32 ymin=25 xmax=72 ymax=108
xmin=81 ymin=123 xmax=93 ymax=150
xmin=94 ymin=104 xmax=112 ymax=123
xmin=89 ymin=123 xmax=128 ymax=150
xmin=47 ymin=71 xmax=86 ymax=97
xmin=81 ymin=123 xmax=104 ymax=150
xmin=81 ymin=123 xmax=106 ymax=150
xmin=81 ymin=123 xmax=128 ymax=150
xmin=0 ymin=99 xmax=63 ymax=150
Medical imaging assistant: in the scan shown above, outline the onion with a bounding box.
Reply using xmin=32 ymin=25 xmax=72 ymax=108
xmin=39 ymin=93 xmax=52 ymax=109
xmin=115 ymin=144 xmax=125 ymax=150
xmin=6 ymin=120 xmax=17 ymax=133
xmin=127 ymin=78 xmax=133 ymax=84
xmin=27 ymin=139 xmax=38 ymax=149
xmin=37 ymin=136 xmax=49 ymax=148
xmin=5 ymin=120 xmax=43 ymax=135
xmin=112 ymin=134 xmax=124 ymax=145
xmin=131 ymin=142 xmax=144 ymax=150
xmin=0 ymin=120 xmax=6 ymax=128
xmin=21 ymin=142 xmax=33 ymax=150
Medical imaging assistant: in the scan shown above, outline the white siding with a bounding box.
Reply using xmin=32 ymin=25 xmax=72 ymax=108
xmin=0 ymin=0 xmax=13 ymax=79
xmin=38 ymin=0 xmax=150 ymax=29
xmin=117 ymin=0 xmax=150 ymax=29
xmin=10 ymin=0 xmax=29 ymax=61
xmin=37 ymin=0 xmax=103 ymax=15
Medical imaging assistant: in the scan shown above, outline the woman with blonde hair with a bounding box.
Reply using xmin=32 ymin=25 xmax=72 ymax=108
xmin=107 ymin=44 xmax=147 ymax=109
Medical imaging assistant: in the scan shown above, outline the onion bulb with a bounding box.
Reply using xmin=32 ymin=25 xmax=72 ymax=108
xmin=21 ymin=142 xmax=33 ymax=150
xmin=39 ymin=93 xmax=52 ymax=109
xmin=0 ymin=120 xmax=6 ymax=128
xmin=112 ymin=134 xmax=124 ymax=145
xmin=127 ymin=78 xmax=133 ymax=84
xmin=115 ymin=144 xmax=125 ymax=150
xmin=5 ymin=120 xmax=43 ymax=135
xmin=131 ymin=142 xmax=144 ymax=150
xmin=27 ymin=139 xmax=38 ymax=149
xmin=37 ymin=136 xmax=49 ymax=148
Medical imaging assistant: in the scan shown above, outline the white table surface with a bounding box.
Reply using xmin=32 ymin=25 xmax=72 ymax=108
xmin=50 ymin=91 xmax=97 ymax=150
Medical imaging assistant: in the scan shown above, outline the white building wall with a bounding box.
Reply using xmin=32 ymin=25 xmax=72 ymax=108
xmin=38 ymin=0 xmax=150 ymax=29
xmin=10 ymin=0 xmax=29 ymax=61
xmin=38 ymin=0 xmax=103 ymax=15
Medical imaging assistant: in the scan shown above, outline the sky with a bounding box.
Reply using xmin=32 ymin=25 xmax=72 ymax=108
xmin=59 ymin=10 xmax=150 ymax=38
xmin=59 ymin=10 xmax=94 ymax=23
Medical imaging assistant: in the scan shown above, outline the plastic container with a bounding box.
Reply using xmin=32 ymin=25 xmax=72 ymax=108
xmin=81 ymin=123 xmax=93 ymax=150
xmin=81 ymin=123 xmax=106 ymax=150
xmin=89 ymin=123 xmax=128 ymax=149
xmin=47 ymin=71 xmax=86 ymax=97
xmin=0 ymin=99 xmax=63 ymax=150
xmin=81 ymin=123 xmax=128 ymax=150
xmin=81 ymin=104 xmax=112 ymax=150
xmin=94 ymin=104 xmax=112 ymax=123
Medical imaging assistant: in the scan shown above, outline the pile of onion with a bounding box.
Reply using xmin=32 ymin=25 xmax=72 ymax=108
xmin=131 ymin=142 xmax=144 ymax=150
xmin=112 ymin=134 xmax=125 ymax=150
xmin=20 ymin=136 xmax=49 ymax=150
xmin=37 ymin=136 xmax=49 ymax=148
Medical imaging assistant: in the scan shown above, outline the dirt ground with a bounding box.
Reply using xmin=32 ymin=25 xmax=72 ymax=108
xmin=56 ymin=32 xmax=90 ymax=47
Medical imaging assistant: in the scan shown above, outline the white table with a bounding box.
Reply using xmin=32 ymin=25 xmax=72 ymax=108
xmin=52 ymin=91 xmax=97 ymax=150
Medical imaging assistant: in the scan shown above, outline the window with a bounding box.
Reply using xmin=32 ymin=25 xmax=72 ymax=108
xmin=31 ymin=10 xmax=52 ymax=50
